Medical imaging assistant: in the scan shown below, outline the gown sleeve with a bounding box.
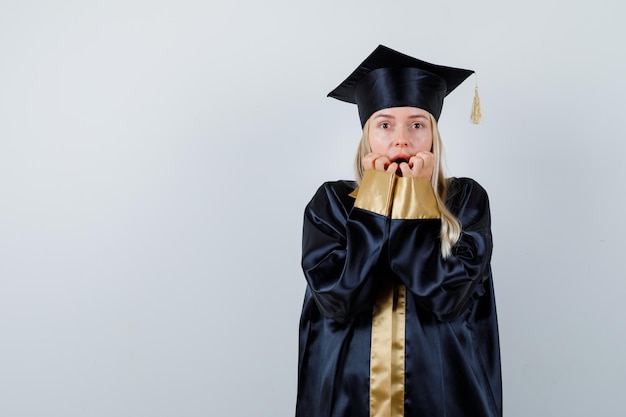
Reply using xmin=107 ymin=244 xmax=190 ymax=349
xmin=388 ymin=177 xmax=493 ymax=321
xmin=301 ymin=171 xmax=397 ymax=321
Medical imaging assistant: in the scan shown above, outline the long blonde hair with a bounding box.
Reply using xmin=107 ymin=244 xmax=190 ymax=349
xmin=353 ymin=115 xmax=461 ymax=258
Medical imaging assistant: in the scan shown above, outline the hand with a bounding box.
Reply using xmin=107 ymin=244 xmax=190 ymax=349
xmin=396 ymin=151 xmax=435 ymax=179
xmin=362 ymin=153 xmax=399 ymax=175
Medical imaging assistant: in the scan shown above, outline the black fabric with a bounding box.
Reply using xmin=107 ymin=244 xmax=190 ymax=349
xmin=355 ymin=67 xmax=447 ymax=126
xmin=327 ymin=45 xmax=474 ymax=125
xmin=296 ymin=177 xmax=502 ymax=417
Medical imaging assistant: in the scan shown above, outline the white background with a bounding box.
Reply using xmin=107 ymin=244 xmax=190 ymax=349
xmin=1 ymin=1 xmax=624 ymax=416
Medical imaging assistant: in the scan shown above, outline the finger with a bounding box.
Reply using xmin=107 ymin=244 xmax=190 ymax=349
xmin=374 ymin=156 xmax=391 ymax=171
xmin=386 ymin=162 xmax=399 ymax=174
xmin=398 ymin=162 xmax=412 ymax=177
xmin=409 ymin=155 xmax=426 ymax=171
xmin=409 ymin=154 xmax=434 ymax=179
xmin=362 ymin=152 xmax=377 ymax=164
xmin=418 ymin=153 xmax=435 ymax=173
xmin=414 ymin=151 xmax=434 ymax=166
xmin=362 ymin=153 xmax=382 ymax=170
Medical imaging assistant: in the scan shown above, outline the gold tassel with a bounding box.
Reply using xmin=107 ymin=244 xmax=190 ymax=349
xmin=470 ymin=75 xmax=482 ymax=124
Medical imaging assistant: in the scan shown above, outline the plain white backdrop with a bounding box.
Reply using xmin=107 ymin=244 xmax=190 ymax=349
xmin=1 ymin=0 xmax=625 ymax=416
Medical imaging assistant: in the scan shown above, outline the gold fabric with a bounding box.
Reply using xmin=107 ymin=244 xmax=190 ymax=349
xmin=356 ymin=173 xmax=439 ymax=415
xmin=370 ymin=281 xmax=407 ymax=417
xmin=470 ymin=77 xmax=482 ymax=124
xmin=391 ymin=284 xmax=406 ymax=417
xmin=370 ymin=281 xmax=393 ymax=417
xmin=354 ymin=170 xmax=396 ymax=216
xmin=391 ymin=177 xmax=441 ymax=219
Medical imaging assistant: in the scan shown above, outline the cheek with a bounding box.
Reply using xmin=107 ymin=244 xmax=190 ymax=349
xmin=369 ymin=139 xmax=389 ymax=155
xmin=368 ymin=132 xmax=387 ymax=154
xmin=415 ymin=134 xmax=433 ymax=152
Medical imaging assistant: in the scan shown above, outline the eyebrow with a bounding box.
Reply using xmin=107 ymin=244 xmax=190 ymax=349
xmin=407 ymin=115 xmax=429 ymax=121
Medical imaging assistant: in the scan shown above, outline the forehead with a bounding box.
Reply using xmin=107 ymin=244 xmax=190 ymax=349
xmin=371 ymin=106 xmax=431 ymax=119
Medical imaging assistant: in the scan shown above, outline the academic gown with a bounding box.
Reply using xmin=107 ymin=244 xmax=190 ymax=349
xmin=296 ymin=171 xmax=502 ymax=417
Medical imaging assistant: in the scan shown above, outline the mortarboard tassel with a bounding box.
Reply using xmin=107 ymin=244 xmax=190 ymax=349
xmin=470 ymin=75 xmax=482 ymax=124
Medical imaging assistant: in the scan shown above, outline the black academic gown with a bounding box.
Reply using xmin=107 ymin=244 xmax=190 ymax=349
xmin=296 ymin=173 xmax=502 ymax=417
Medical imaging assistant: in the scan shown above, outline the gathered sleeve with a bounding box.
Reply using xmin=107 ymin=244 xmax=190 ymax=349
xmin=388 ymin=177 xmax=493 ymax=321
xmin=301 ymin=171 xmax=396 ymax=321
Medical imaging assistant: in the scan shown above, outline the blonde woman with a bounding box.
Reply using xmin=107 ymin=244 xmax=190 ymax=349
xmin=296 ymin=45 xmax=502 ymax=417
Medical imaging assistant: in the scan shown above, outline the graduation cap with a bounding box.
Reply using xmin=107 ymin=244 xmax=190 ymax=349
xmin=328 ymin=45 xmax=480 ymax=126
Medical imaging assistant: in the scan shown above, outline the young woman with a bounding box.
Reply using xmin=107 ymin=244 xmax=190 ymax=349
xmin=296 ymin=45 xmax=502 ymax=417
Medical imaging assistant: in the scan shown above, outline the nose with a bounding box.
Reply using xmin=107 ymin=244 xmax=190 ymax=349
xmin=394 ymin=128 xmax=410 ymax=147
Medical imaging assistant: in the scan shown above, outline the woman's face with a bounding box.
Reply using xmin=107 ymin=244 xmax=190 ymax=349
xmin=368 ymin=107 xmax=433 ymax=163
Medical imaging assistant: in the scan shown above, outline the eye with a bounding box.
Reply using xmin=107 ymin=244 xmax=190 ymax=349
xmin=412 ymin=122 xmax=424 ymax=129
xmin=379 ymin=122 xmax=391 ymax=129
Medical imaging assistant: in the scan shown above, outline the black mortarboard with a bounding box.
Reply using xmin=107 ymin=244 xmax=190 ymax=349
xmin=328 ymin=45 xmax=475 ymax=126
